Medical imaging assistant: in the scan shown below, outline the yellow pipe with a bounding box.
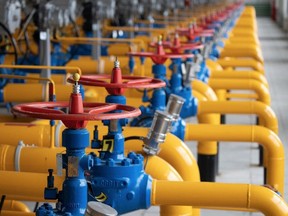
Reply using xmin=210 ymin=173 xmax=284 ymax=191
xmin=210 ymin=71 xmax=269 ymax=88
xmin=53 ymin=37 xmax=145 ymax=51
xmin=185 ymin=124 xmax=284 ymax=194
xmin=0 ymin=211 xmax=35 ymax=216
xmin=0 ymin=147 xmax=196 ymax=215
xmin=0 ymin=64 xmax=82 ymax=96
xmin=225 ymin=93 xmax=258 ymax=99
xmin=144 ymin=156 xmax=194 ymax=216
xmin=0 ymin=124 xmax=200 ymax=183
xmin=191 ymin=79 xmax=218 ymax=101
xmin=208 ymin=79 xmax=271 ymax=105
xmin=198 ymin=100 xmax=278 ymax=134
xmin=103 ymin=25 xmax=174 ymax=35
xmin=2 ymin=83 xmax=72 ymax=102
xmin=0 ymin=171 xmax=64 ymax=201
xmin=151 ymin=181 xmax=288 ymax=215
xmin=0 ymin=123 xmax=51 ymax=147
xmin=219 ymin=49 xmax=264 ymax=64
xmin=2 ymin=200 xmax=30 ymax=212
xmin=216 ymin=58 xmax=264 ymax=72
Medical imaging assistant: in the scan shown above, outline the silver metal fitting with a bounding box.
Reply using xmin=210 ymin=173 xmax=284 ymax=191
xmin=166 ymin=94 xmax=185 ymax=121
xmin=143 ymin=110 xmax=173 ymax=155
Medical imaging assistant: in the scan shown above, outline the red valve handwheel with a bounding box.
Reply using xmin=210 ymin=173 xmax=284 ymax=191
xmin=128 ymin=43 xmax=194 ymax=64
xmin=177 ymin=26 xmax=215 ymax=41
xmin=12 ymin=101 xmax=141 ymax=129
xmin=67 ymin=62 xmax=166 ymax=95
xmin=150 ymin=38 xmax=203 ymax=54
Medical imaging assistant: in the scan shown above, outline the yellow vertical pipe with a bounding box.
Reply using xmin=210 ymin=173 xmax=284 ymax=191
xmin=191 ymin=80 xmax=220 ymax=155
xmin=208 ymin=79 xmax=270 ymax=105
xmin=184 ymin=124 xmax=284 ymax=194
xmin=151 ymin=181 xmax=288 ymax=215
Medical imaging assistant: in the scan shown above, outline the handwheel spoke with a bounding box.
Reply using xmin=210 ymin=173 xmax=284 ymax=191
xmin=85 ymin=103 xmax=118 ymax=114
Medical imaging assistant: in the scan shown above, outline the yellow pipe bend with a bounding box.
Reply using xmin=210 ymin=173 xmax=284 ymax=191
xmin=184 ymin=124 xmax=284 ymax=194
xmin=198 ymin=100 xmax=278 ymax=134
xmin=2 ymin=200 xmax=30 ymax=212
xmin=144 ymin=156 xmax=194 ymax=216
xmin=216 ymin=58 xmax=264 ymax=72
xmin=151 ymin=181 xmax=288 ymax=216
xmin=208 ymin=79 xmax=271 ymax=105
xmin=210 ymin=71 xmax=269 ymax=88
xmin=191 ymin=79 xmax=218 ymax=101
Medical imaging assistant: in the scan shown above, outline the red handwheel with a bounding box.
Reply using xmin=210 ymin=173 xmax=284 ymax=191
xmin=127 ymin=36 xmax=194 ymax=65
xmin=149 ymin=34 xmax=204 ymax=54
xmin=67 ymin=59 xmax=166 ymax=95
xmin=12 ymin=101 xmax=141 ymax=129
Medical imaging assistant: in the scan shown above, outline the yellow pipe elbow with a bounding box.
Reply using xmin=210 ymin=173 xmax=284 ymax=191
xmin=2 ymin=200 xmax=30 ymax=212
xmin=144 ymin=156 xmax=194 ymax=216
xmin=191 ymin=79 xmax=218 ymax=101
xmin=151 ymin=181 xmax=288 ymax=215
xmin=122 ymin=126 xmax=200 ymax=182
xmin=210 ymin=71 xmax=269 ymax=88
xmin=198 ymin=100 xmax=278 ymax=134
xmin=216 ymin=58 xmax=264 ymax=72
xmin=208 ymin=79 xmax=271 ymax=105
xmin=184 ymin=124 xmax=284 ymax=194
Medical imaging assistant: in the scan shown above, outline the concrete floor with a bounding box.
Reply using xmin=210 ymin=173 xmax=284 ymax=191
xmin=123 ymin=17 xmax=288 ymax=216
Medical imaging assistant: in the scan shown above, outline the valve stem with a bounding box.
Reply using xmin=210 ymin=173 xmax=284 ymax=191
xmin=158 ymin=35 xmax=163 ymax=45
xmin=72 ymin=73 xmax=80 ymax=94
xmin=114 ymin=57 xmax=120 ymax=68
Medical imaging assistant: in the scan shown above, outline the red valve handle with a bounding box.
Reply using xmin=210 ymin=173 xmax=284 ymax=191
xmin=67 ymin=59 xmax=166 ymax=95
xmin=150 ymin=38 xmax=203 ymax=54
xmin=128 ymin=35 xmax=193 ymax=64
xmin=177 ymin=26 xmax=215 ymax=41
xmin=12 ymin=101 xmax=141 ymax=129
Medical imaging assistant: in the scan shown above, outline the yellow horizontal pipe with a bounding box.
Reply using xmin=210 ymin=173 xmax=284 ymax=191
xmin=0 ymin=123 xmax=51 ymax=147
xmin=151 ymin=181 xmax=288 ymax=215
xmin=53 ymin=36 xmax=145 ymax=50
xmin=3 ymin=83 xmax=72 ymax=102
xmin=208 ymin=79 xmax=271 ymax=105
xmin=0 ymin=171 xmax=64 ymax=201
xmin=210 ymin=71 xmax=269 ymax=88
xmin=225 ymin=93 xmax=258 ymax=99
xmin=216 ymin=58 xmax=264 ymax=72
xmin=220 ymin=49 xmax=263 ymax=64
xmin=0 ymin=211 xmax=35 ymax=216
xmin=185 ymin=124 xmax=284 ymax=194
xmin=198 ymin=100 xmax=278 ymax=133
